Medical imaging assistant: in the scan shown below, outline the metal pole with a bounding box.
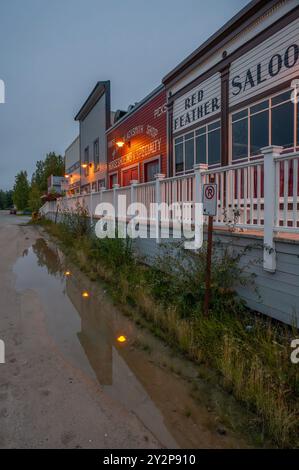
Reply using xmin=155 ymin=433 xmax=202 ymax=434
xmin=203 ymin=215 xmax=213 ymax=316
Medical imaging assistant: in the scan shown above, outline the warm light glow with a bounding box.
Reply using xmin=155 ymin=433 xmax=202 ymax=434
xmin=116 ymin=140 xmax=125 ymax=148
xmin=82 ymin=291 xmax=89 ymax=298
xmin=81 ymin=163 xmax=88 ymax=169
xmin=117 ymin=335 xmax=127 ymax=343
xmin=64 ymin=270 xmax=71 ymax=276
xmin=64 ymin=174 xmax=70 ymax=179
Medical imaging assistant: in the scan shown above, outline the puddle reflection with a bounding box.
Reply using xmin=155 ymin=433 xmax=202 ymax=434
xmin=13 ymin=238 xmax=245 ymax=449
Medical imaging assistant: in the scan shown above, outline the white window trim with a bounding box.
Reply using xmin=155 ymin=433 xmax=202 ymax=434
xmin=229 ymin=87 xmax=297 ymax=164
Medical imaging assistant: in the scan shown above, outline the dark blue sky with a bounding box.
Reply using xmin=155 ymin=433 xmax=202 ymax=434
xmin=0 ymin=0 xmax=248 ymax=190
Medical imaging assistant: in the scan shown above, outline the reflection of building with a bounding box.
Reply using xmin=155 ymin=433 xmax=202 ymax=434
xmin=107 ymin=85 xmax=167 ymax=188
xmin=75 ymin=81 xmax=112 ymax=193
xmin=66 ymin=275 xmax=113 ymax=385
xmin=64 ymin=136 xmax=80 ymax=195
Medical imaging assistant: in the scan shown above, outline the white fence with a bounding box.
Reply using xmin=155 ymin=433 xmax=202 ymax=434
xmin=39 ymin=146 xmax=299 ymax=272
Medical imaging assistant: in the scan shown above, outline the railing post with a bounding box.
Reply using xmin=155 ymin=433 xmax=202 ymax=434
xmin=261 ymin=145 xmax=283 ymax=273
xmin=130 ymin=179 xmax=138 ymax=206
xmin=155 ymin=173 xmax=165 ymax=243
xmin=113 ymin=183 xmax=120 ymax=218
xmin=99 ymin=186 xmax=106 ymax=203
xmin=194 ymin=163 xmax=208 ymax=206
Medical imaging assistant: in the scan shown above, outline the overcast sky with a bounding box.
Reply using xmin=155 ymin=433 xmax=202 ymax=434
xmin=0 ymin=0 xmax=248 ymax=190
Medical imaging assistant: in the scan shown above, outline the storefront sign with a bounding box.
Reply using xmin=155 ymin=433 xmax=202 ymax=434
xmin=230 ymin=18 xmax=299 ymax=106
xmin=109 ymin=138 xmax=162 ymax=171
xmin=172 ymin=73 xmax=221 ymax=133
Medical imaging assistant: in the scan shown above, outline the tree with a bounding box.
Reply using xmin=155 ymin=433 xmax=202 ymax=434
xmin=13 ymin=171 xmax=30 ymax=210
xmin=0 ymin=190 xmax=13 ymax=209
xmin=31 ymin=152 xmax=65 ymax=193
xmin=28 ymin=183 xmax=42 ymax=213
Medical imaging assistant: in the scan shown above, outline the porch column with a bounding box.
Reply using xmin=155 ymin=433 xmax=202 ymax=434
xmin=130 ymin=179 xmax=138 ymax=206
xmin=113 ymin=183 xmax=120 ymax=219
xmin=155 ymin=173 xmax=165 ymax=243
xmin=261 ymin=145 xmax=283 ymax=273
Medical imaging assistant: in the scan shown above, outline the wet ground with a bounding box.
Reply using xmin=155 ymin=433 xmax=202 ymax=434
xmin=0 ymin=211 xmax=255 ymax=448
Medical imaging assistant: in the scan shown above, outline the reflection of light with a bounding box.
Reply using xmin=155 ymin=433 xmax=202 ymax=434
xmin=116 ymin=140 xmax=125 ymax=148
xmin=117 ymin=335 xmax=127 ymax=343
xmin=82 ymin=291 xmax=89 ymax=298
xmin=64 ymin=270 xmax=71 ymax=276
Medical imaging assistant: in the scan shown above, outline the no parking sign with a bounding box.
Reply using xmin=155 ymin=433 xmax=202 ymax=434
xmin=202 ymin=183 xmax=217 ymax=216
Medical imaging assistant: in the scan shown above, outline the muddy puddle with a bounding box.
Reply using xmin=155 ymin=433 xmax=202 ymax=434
xmin=13 ymin=237 xmax=255 ymax=449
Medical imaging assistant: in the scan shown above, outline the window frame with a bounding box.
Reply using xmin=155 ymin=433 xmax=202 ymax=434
xmin=229 ymin=87 xmax=298 ymax=164
xmin=173 ymin=118 xmax=221 ymax=175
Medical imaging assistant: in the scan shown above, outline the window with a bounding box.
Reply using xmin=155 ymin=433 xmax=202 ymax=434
xmin=250 ymin=101 xmax=269 ymax=156
xmin=271 ymin=99 xmax=294 ymax=148
xmin=185 ymin=133 xmax=194 ymax=170
xmin=144 ymin=159 xmax=160 ymax=182
xmin=174 ymin=119 xmax=221 ymax=174
xmin=94 ymin=139 xmax=99 ymax=168
xmin=207 ymin=121 xmax=221 ymax=165
xmin=109 ymin=173 xmax=118 ymax=189
xmin=230 ymin=90 xmax=297 ymax=162
xmin=174 ymin=137 xmax=184 ymax=173
xmin=98 ymin=179 xmax=106 ymax=191
xmin=195 ymin=127 xmax=206 ymax=164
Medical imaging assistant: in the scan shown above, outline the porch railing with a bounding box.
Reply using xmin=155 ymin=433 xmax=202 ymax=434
xmin=39 ymin=146 xmax=299 ymax=272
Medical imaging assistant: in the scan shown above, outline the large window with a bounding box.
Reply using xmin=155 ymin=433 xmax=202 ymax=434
xmin=231 ymin=90 xmax=297 ymax=161
xmin=174 ymin=119 xmax=221 ymax=174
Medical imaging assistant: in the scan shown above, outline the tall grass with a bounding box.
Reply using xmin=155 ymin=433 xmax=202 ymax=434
xmin=35 ymin=216 xmax=299 ymax=447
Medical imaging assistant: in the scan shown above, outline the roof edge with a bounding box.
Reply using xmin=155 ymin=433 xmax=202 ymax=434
xmin=162 ymin=0 xmax=274 ymax=85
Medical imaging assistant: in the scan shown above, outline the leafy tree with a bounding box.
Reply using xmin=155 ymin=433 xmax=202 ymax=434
xmin=28 ymin=183 xmax=42 ymax=212
xmin=31 ymin=152 xmax=65 ymax=193
xmin=13 ymin=171 xmax=30 ymax=210
xmin=0 ymin=190 xmax=13 ymax=209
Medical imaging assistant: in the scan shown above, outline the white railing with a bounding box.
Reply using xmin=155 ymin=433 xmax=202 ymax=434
xmin=40 ymin=146 xmax=298 ymax=272
xmin=274 ymin=151 xmax=299 ymax=232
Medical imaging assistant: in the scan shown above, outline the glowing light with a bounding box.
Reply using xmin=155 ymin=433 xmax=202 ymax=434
xmin=64 ymin=174 xmax=70 ymax=179
xmin=81 ymin=163 xmax=88 ymax=169
xmin=117 ymin=335 xmax=127 ymax=343
xmin=116 ymin=140 xmax=125 ymax=148
xmin=82 ymin=291 xmax=89 ymax=298
xmin=64 ymin=270 xmax=71 ymax=276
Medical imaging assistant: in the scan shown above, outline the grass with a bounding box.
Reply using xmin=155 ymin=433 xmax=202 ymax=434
xmin=31 ymin=215 xmax=299 ymax=448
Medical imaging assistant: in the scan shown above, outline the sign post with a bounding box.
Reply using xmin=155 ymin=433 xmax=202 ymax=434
xmin=202 ymin=182 xmax=217 ymax=316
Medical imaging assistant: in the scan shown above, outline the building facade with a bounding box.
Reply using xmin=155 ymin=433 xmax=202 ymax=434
xmin=75 ymin=81 xmax=111 ymax=192
xmin=163 ymin=0 xmax=299 ymax=176
xmin=107 ymin=86 xmax=167 ymax=188
xmin=64 ymin=136 xmax=80 ymax=195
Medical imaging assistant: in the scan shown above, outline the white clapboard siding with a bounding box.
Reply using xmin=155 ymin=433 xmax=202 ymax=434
xmin=229 ymin=17 xmax=299 ymax=106
xmin=173 ymin=73 xmax=221 ymax=133
xmin=170 ymin=0 xmax=299 ymax=96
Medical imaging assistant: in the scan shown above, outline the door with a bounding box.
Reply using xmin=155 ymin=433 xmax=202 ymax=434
xmin=122 ymin=166 xmax=138 ymax=186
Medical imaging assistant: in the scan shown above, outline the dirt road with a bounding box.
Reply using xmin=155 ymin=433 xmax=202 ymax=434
xmin=0 ymin=211 xmax=252 ymax=449
xmin=0 ymin=211 xmax=161 ymax=449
